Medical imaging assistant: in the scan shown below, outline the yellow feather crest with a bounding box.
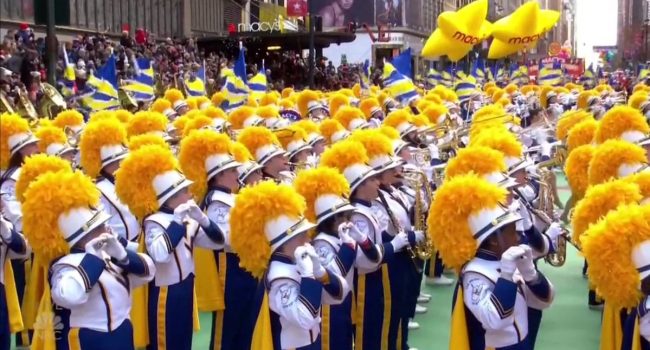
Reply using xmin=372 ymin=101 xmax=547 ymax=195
xmin=293 ymin=167 xmax=350 ymax=222
xmin=256 ymin=105 xmax=280 ymax=120
xmin=329 ymin=94 xmax=350 ymax=118
xmin=422 ymin=104 xmax=448 ymax=125
xmin=0 ymin=113 xmax=30 ymax=170
xmin=582 ymin=204 xmax=650 ymax=309
xmin=53 ymin=110 xmax=84 ymax=129
xmin=359 ymin=98 xmax=381 ymax=119
xmin=596 ymin=106 xmax=650 ymax=144
xmin=423 ymin=93 xmax=443 ymax=104
xmin=279 ymin=99 xmax=295 ymax=110
xmin=230 ymin=141 xmax=254 ymax=162
xmin=319 ymin=119 xmax=346 ymax=144
xmin=16 ymin=154 xmax=72 ymax=203
xmin=333 ymin=106 xmax=366 ymax=130
xmin=150 ymin=98 xmax=173 ymax=114
xmin=127 ymin=111 xmax=168 ymax=137
xmin=183 ymin=114 xmax=213 ymax=137
xmin=79 ymin=118 xmax=127 ymax=178
xmin=571 ymin=179 xmax=641 ymax=246
xmin=230 ymin=180 xmax=307 ymax=278
xmin=259 ymin=93 xmax=279 ymax=107
xmin=411 ymin=114 xmax=431 ymax=128
xmin=349 ymin=129 xmax=394 ymax=159
xmin=211 ymin=92 xmax=226 ymax=107
xmin=564 ymin=144 xmax=595 ymax=199
xmin=228 ymin=106 xmax=256 ymax=129
xmin=445 ymin=146 xmax=506 ymax=180
xmin=22 ymin=170 xmax=99 ymax=263
xmin=320 ymin=140 xmax=370 ymax=173
xmin=114 ymin=145 xmax=178 ymax=219
xmin=379 ymin=126 xmax=400 ymax=140
xmin=128 ymin=133 xmax=169 ymax=152
xmin=281 ymin=88 xmax=294 ymax=99
xmin=470 ymin=129 xmax=523 ymax=159
xmin=237 ymin=126 xmax=281 ymax=155
xmin=383 ymin=109 xmax=412 ymax=129
xmin=577 ymin=90 xmax=597 ymax=110
xmin=294 ymin=120 xmax=319 ymax=135
xmin=627 ymin=172 xmax=650 ymax=202
xmin=88 ymin=110 xmax=117 ymax=124
xmin=567 ymin=119 xmax=598 ymax=152
xmin=186 ymin=97 xmax=199 ymax=110
xmin=179 ymin=130 xmax=232 ymax=201
xmin=204 ymin=106 xmax=227 ymax=120
xmin=588 ymin=140 xmax=647 ymax=186
xmin=556 ymin=110 xmax=593 ymax=141
xmin=276 ymin=125 xmax=307 ymax=150
xmin=114 ymin=109 xmax=134 ymax=124
xmin=164 ymin=88 xmax=185 ymax=103
xmin=35 ymin=126 xmax=67 ymax=152
xmin=172 ymin=115 xmax=191 ymax=133
xmin=628 ymin=92 xmax=648 ymax=110
xmin=428 ymin=173 xmax=508 ymax=270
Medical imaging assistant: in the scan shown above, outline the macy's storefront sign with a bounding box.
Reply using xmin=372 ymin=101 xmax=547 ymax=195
xmin=237 ymin=20 xmax=282 ymax=32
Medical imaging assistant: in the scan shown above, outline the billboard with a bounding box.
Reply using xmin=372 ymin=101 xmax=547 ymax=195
xmin=311 ymin=0 xmax=374 ymax=27
xmin=375 ymin=0 xmax=403 ymax=27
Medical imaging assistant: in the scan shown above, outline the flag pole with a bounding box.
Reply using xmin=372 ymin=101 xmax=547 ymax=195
xmin=308 ymin=0 xmax=315 ymax=89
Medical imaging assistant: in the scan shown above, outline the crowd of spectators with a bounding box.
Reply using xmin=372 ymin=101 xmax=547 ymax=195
xmin=0 ymin=24 xmax=367 ymax=111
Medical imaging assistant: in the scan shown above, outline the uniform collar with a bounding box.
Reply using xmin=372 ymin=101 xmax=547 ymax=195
xmin=476 ymin=248 xmax=500 ymax=261
xmin=351 ymin=198 xmax=372 ymax=207
xmin=270 ymin=251 xmax=294 ymax=264
xmin=208 ymin=184 xmax=232 ymax=194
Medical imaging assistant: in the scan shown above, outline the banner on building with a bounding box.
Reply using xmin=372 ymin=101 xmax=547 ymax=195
xmin=287 ymin=0 xmax=308 ymax=17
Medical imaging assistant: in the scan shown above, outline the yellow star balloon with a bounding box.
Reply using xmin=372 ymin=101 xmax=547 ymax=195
xmin=421 ymin=0 xmax=492 ymax=62
xmin=487 ymin=0 xmax=560 ymax=59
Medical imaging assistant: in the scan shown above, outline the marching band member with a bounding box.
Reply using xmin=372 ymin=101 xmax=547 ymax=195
xmin=294 ymin=120 xmax=326 ymax=167
xmin=52 ymin=109 xmax=86 ymax=141
xmin=0 ymin=112 xmax=40 ymax=347
xmin=34 ymin=125 xmax=77 ymax=164
xmin=22 ymin=170 xmax=155 ymax=350
xmin=230 ymin=141 xmax=265 ymax=187
xmin=333 ymin=106 xmax=370 ymax=132
xmin=383 ymin=109 xmax=420 ymax=148
xmin=115 ymin=145 xmax=226 ymax=350
xmin=320 ymin=140 xmax=412 ymax=350
xmin=164 ymin=88 xmax=190 ymax=116
xmin=237 ymin=126 xmax=292 ymax=183
xmin=178 ymin=129 xmax=264 ymax=350
xmin=595 ymin=106 xmax=650 ymax=159
xmin=429 ymin=173 xmax=555 ymax=350
xmin=79 ymin=118 xmax=140 ymax=247
xmin=622 ymin=212 xmax=650 ymax=349
xmin=297 ymin=90 xmax=329 ymax=122
xmin=319 ymin=119 xmax=350 ymax=146
xmin=276 ymin=125 xmax=314 ymax=171
xmin=230 ymin=180 xmax=348 ymax=350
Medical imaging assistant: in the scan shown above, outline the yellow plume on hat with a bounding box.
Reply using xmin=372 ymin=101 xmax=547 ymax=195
xmin=151 ymin=98 xmax=173 ymax=114
xmin=164 ymin=88 xmax=185 ymax=104
xmin=473 ymin=104 xmax=505 ymax=121
xmin=88 ymin=110 xmax=117 ymax=123
xmin=0 ymin=113 xmax=30 ymax=170
xmin=35 ymin=126 xmax=67 ymax=153
xmin=79 ymin=118 xmax=127 ymax=178
xmin=279 ymin=99 xmax=296 ymax=110
xmin=595 ymin=105 xmax=650 ymax=144
xmin=445 ymin=146 xmax=507 ymax=180
xmin=275 ymin=125 xmax=306 ymax=150
xmin=411 ymin=114 xmax=431 ymax=128
xmin=294 ymin=167 xmax=350 ymax=222
xmin=421 ymin=104 xmax=448 ymax=125
xmin=320 ymin=140 xmax=369 ymax=173
xmin=228 ymin=106 xmax=257 ymax=130
xmin=179 ymin=130 xmax=232 ymax=201
xmin=16 ymin=154 xmax=72 ymax=203
xmin=294 ymin=120 xmax=320 ymax=136
xmin=183 ymin=114 xmax=213 ymax=137
xmin=329 ymin=94 xmax=350 ymax=118
xmin=628 ymin=171 xmax=650 ymax=202
xmin=540 ymin=86 xmax=555 ymax=109
xmin=567 ymin=119 xmax=597 ymax=152
xmin=634 ymin=84 xmax=650 ymax=93
xmin=231 ymin=180 xmax=306 ymax=278
xmin=127 ymin=111 xmax=168 ymax=138
xmin=319 ymin=119 xmax=346 ymax=144
xmin=588 ymin=140 xmax=647 ymax=186
xmin=556 ymin=110 xmax=593 ymax=141
xmin=259 ymin=93 xmax=279 ymax=107
xmin=281 ymin=87 xmax=294 ymax=99
xmin=359 ymin=98 xmax=381 ymax=119
xmin=491 ymin=89 xmax=507 ymax=104
xmin=22 ymin=170 xmax=100 ymax=263
xmin=333 ymin=106 xmax=366 ymax=130
xmin=172 ymin=115 xmax=191 ymax=134
xmin=115 ymin=145 xmax=178 ymax=219
xmin=297 ymin=90 xmax=320 ymax=117
xmin=428 ymin=173 xmax=508 ymax=270
xmin=470 ymin=128 xmax=523 ymax=159
xmin=230 ymin=141 xmax=254 ymax=162
xmin=53 ymin=110 xmax=84 ymax=130
xmin=628 ymin=91 xmax=648 ymax=110
xmin=520 ymin=84 xmax=539 ymax=96
xmin=185 ymin=97 xmax=198 ymax=110
xmin=114 ymin=109 xmax=134 ymax=124
xmin=583 ymin=204 xmax=650 ymax=309
xmin=195 ymin=96 xmax=211 ymax=110
xmin=204 ymin=106 xmax=227 ymax=120
xmin=128 ymin=133 xmax=169 ymax=152
xmin=572 ymin=179 xmax=641 ymax=246
xmin=564 ymin=144 xmax=594 ymax=199
xmin=379 ymin=126 xmax=400 ymax=140
xmin=504 ymin=84 xmax=518 ymax=96
xmin=383 ymin=109 xmax=412 ymax=129
xmin=211 ymin=92 xmax=227 ymax=107
xmin=237 ymin=126 xmax=281 ymax=156
xmin=256 ymin=105 xmax=280 ymax=120
xmin=423 ymin=93 xmax=443 ymax=104
xmin=349 ymin=129 xmax=394 ymax=159
xmin=483 ymin=81 xmax=497 ymax=92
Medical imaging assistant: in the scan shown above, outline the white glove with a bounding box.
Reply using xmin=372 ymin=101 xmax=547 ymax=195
xmin=84 ymin=235 xmax=108 ymax=258
xmin=545 ymin=222 xmax=563 ymax=250
xmin=390 ymin=231 xmax=410 ymax=252
xmin=414 ymin=230 xmax=425 ymax=243
xmin=500 ymin=246 xmax=527 ymax=280
xmin=0 ymin=216 xmax=12 ymax=242
xmin=515 ymin=244 xmax=538 ymax=282
xmin=348 ymin=223 xmax=369 ymax=243
xmin=102 ymin=233 xmax=128 ymax=261
xmin=294 ymin=245 xmax=314 ymax=278
xmin=338 ymin=228 xmax=356 ymax=246
xmin=305 ymin=244 xmax=326 ymax=279
xmin=513 ymin=200 xmax=533 ymax=231
xmin=185 ymin=200 xmax=210 ymax=228
xmin=427 ymin=144 xmax=440 ymax=159
xmin=173 ymin=203 xmax=190 ymax=224
xmin=540 ymin=142 xmax=552 ymax=158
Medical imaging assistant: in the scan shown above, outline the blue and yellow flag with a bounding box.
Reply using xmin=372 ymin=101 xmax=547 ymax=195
xmin=184 ymin=61 xmax=207 ymax=97
xmin=122 ymin=58 xmax=155 ymax=102
xmin=82 ymin=55 xmax=120 ymax=111
xmin=382 ymin=62 xmax=418 ymax=104
xmin=426 ymin=68 xmax=441 ymax=87
xmin=538 ymin=67 xmax=562 ymax=86
xmin=248 ymin=62 xmax=268 ymax=100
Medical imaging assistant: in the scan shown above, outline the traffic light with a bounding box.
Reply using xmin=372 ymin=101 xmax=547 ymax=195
xmin=34 ymin=0 xmax=71 ymax=26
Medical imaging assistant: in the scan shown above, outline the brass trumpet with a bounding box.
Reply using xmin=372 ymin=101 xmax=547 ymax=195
xmin=402 ymin=168 xmax=434 ymax=260
xmin=39 ymin=83 xmax=66 ymax=119
xmin=64 ymin=126 xmax=81 ymax=148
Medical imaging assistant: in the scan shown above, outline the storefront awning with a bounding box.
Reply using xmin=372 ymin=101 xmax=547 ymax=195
xmin=197 ymin=31 xmax=357 ymax=54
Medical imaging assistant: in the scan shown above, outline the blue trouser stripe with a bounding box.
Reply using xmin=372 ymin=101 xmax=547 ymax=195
xmin=147 ymin=274 xmax=195 ymax=350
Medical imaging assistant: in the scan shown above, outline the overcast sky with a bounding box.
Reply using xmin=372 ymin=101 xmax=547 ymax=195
xmin=575 ymin=0 xmax=618 ymax=66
